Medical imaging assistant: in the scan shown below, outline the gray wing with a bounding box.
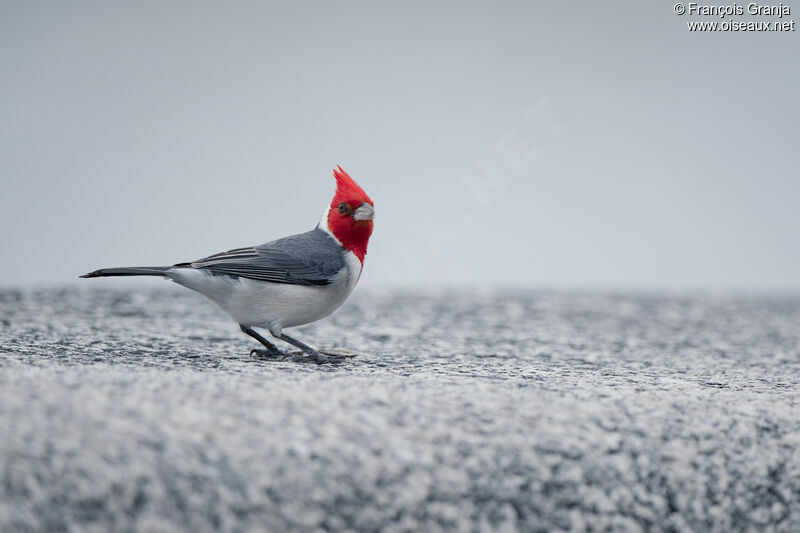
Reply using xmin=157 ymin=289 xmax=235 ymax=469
xmin=182 ymin=228 xmax=346 ymax=286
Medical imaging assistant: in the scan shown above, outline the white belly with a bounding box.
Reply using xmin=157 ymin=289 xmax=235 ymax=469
xmin=167 ymin=251 xmax=362 ymax=336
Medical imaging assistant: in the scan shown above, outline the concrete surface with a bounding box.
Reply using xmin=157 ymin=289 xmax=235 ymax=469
xmin=1 ymin=286 xmax=799 ymax=532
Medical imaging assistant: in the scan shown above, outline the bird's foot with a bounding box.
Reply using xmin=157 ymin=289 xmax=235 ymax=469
xmin=320 ymin=348 xmax=357 ymax=361
xmin=308 ymin=351 xmax=347 ymax=365
xmin=250 ymin=347 xmax=356 ymax=364
xmin=250 ymin=348 xmax=285 ymax=359
xmin=284 ymin=348 xmax=356 ymax=365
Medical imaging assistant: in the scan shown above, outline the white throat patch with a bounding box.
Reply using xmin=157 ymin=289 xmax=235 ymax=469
xmin=317 ymin=205 xmax=342 ymax=246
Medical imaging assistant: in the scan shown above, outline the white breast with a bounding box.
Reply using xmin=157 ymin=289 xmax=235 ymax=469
xmin=167 ymin=251 xmax=363 ymax=336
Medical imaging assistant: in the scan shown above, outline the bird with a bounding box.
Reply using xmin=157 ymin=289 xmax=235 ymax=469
xmin=80 ymin=166 xmax=374 ymax=364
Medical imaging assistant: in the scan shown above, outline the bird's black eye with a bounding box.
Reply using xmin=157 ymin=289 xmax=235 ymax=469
xmin=338 ymin=202 xmax=348 ymax=214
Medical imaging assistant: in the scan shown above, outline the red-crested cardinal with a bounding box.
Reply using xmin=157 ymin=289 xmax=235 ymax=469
xmin=81 ymin=166 xmax=374 ymax=364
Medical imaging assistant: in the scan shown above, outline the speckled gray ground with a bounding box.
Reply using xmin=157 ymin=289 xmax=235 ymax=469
xmin=1 ymin=286 xmax=799 ymax=532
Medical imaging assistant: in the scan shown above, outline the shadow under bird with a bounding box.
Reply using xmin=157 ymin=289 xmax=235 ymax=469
xmin=81 ymin=166 xmax=374 ymax=364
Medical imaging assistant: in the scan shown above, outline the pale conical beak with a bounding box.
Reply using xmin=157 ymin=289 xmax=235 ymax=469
xmin=353 ymin=203 xmax=374 ymax=221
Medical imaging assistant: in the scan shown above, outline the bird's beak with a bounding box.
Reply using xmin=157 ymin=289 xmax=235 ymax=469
xmin=352 ymin=203 xmax=374 ymax=222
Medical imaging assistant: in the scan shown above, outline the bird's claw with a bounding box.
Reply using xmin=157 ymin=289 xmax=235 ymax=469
xmin=309 ymin=349 xmax=357 ymax=364
xmin=249 ymin=347 xmax=355 ymax=364
xmin=278 ymin=352 xmax=305 ymax=363
xmin=250 ymin=348 xmax=284 ymax=359
xmin=284 ymin=353 xmax=311 ymax=363
xmin=309 ymin=353 xmax=347 ymax=364
xmin=283 ymin=350 xmax=354 ymax=364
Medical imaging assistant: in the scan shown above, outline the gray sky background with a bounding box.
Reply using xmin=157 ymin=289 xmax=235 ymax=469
xmin=2 ymin=1 xmax=798 ymax=289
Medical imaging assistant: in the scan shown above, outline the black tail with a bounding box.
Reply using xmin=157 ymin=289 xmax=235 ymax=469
xmin=80 ymin=266 xmax=172 ymax=279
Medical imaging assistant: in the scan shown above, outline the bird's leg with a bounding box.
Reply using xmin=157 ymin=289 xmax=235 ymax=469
xmin=278 ymin=333 xmax=348 ymax=364
xmin=240 ymin=325 xmax=284 ymax=358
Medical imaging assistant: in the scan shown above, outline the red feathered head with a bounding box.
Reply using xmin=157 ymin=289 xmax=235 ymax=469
xmin=327 ymin=166 xmax=374 ymax=263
